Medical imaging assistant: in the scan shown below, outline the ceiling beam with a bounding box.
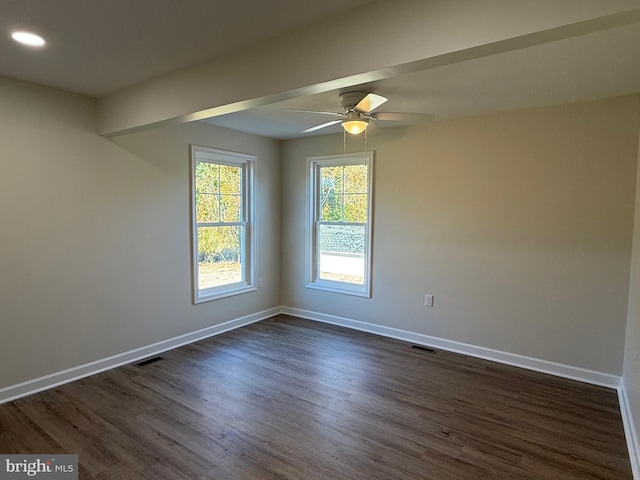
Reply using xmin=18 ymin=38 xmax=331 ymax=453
xmin=98 ymin=0 xmax=640 ymax=136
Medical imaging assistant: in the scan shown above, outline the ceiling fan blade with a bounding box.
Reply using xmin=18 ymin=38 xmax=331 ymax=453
xmin=287 ymin=109 xmax=343 ymax=117
xmin=354 ymin=93 xmax=388 ymax=114
xmin=371 ymin=112 xmax=434 ymax=123
xmin=301 ymin=119 xmax=342 ymax=133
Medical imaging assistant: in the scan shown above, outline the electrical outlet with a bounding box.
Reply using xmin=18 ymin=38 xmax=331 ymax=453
xmin=424 ymin=294 xmax=434 ymax=307
xmin=258 ymin=278 xmax=263 ymax=288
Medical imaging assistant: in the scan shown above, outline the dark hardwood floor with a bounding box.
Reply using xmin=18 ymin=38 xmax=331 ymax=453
xmin=0 ymin=315 xmax=632 ymax=479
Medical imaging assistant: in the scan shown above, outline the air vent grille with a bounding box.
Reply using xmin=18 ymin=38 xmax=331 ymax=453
xmin=135 ymin=356 xmax=164 ymax=367
xmin=411 ymin=345 xmax=437 ymax=354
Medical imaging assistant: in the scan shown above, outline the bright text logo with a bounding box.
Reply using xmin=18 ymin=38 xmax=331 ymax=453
xmin=0 ymin=455 xmax=77 ymax=479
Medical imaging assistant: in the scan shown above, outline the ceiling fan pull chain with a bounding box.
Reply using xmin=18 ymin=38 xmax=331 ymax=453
xmin=364 ymin=127 xmax=367 ymax=153
xmin=343 ymin=128 xmax=347 ymax=158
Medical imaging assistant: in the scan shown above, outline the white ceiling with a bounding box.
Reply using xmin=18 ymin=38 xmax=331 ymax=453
xmin=2 ymin=2 xmax=640 ymax=139
xmin=0 ymin=0 xmax=375 ymax=97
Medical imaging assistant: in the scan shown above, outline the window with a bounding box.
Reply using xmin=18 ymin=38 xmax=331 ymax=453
xmin=307 ymin=152 xmax=373 ymax=297
xmin=191 ymin=146 xmax=255 ymax=303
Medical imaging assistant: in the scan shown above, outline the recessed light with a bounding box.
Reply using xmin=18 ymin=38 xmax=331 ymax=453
xmin=11 ymin=31 xmax=46 ymax=47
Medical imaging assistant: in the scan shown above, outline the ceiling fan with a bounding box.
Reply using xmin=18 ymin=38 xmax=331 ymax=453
xmin=290 ymin=91 xmax=433 ymax=135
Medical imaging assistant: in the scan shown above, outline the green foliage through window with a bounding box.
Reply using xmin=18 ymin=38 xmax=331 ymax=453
xmin=320 ymin=164 xmax=368 ymax=223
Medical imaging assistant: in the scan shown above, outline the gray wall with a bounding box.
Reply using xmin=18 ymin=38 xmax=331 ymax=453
xmin=281 ymin=96 xmax=639 ymax=375
xmin=0 ymin=76 xmax=281 ymax=388
xmin=623 ymin=113 xmax=640 ymax=455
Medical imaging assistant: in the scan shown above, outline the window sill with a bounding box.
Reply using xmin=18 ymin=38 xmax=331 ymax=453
xmin=306 ymin=281 xmax=370 ymax=298
xmin=194 ymin=284 xmax=257 ymax=304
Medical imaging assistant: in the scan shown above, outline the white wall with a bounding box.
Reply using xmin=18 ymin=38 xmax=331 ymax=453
xmin=0 ymin=76 xmax=281 ymax=389
xmin=282 ymin=96 xmax=639 ymax=375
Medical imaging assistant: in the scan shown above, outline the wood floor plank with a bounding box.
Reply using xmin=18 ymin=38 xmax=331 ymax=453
xmin=0 ymin=315 xmax=633 ymax=479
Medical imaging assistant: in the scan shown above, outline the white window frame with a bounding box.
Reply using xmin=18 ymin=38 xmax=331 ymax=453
xmin=306 ymin=152 xmax=374 ymax=297
xmin=191 ymin=145 xmax=256 ymax=304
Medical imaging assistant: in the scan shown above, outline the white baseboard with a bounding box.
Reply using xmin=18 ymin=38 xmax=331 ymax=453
xmin=283 ymin=305 xmax=636 ymax=473
xmin=620 ymin=381 xmax=640 ymax=479
xmin=2 ymin=304 xmax=622 ymax=398
xmin=281 ymin=306 xmax=621 ymax=389
xmin=0 ymin=307 xmax=281 ymax=404
xmin=2 ymin=304 xmax=634 ymax=473
xmin=0 ymin=306 xmax=640 ymax=472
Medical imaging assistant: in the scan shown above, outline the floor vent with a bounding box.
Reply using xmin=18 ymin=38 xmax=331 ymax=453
xmin=135 ymin=356 xmax=164 ymax=367
xmin=411 ymin=345 xmax=438 ymax=354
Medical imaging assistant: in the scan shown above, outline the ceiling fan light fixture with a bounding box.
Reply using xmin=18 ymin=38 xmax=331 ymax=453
xmin=342 ymin=112 xmax=369 ymax=135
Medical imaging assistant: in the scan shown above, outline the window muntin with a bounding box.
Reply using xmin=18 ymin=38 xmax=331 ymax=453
xmin=191 ymin=146 xmax=255 ymax=303
xmin=308 ymin=153 xmax=373 ymax=297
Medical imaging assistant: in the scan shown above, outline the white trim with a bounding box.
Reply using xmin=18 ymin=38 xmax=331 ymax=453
xmin=620 ymin=381 xmax=640 ymax=479
xmin=280 ymin=306 xmax=621 ymax=389
xmin=0 ymin=307 xmax=280 ymax=405
xmin=290 ymin=301 xmax=633 ymax=472
xmin=194 ymin=284 xmax=257 ymax=303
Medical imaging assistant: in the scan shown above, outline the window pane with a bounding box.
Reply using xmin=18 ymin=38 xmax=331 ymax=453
xmin=220 ymin=194 xmax=242 ymax=222
xmin=343 ymin=164 xmax=367 ymax=193
xmin=321 ymin=166 xmax=344 ymax=221
xmin=321 ymin=192 xmax=342 ymax=221
xmin=220 ymin=165 xmax=241 ymax=194
xmin=196 ymin=193 xmax=219 ymax=223
xmin=318 ymin=224 xmax=365 ymax=284
xmin=198 ymin=226 xmax=243 ymax=289
xmin=321 ymin=166 xmax=343 ymax=194
xmin=195 ymin=162 xmax=219 ymax=193
xmin=344 ymin=193 xmax=367 ymax=223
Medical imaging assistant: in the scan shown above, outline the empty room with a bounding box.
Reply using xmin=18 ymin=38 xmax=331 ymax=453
xmin=2 ymin=1 xmax=640 ymax=479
